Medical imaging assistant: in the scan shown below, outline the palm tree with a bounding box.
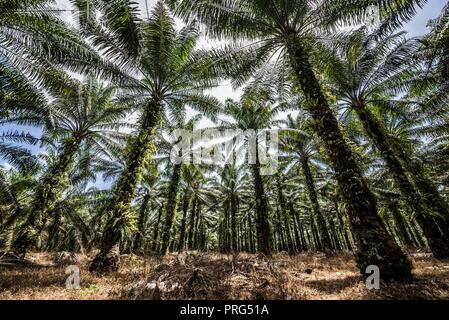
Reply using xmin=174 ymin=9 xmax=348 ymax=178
xmin=82 ymin=2 xmax=223 ymax=271
xmin=0 ymin=167 xmax=36 ymax=247
xmin=217 ymin=163 xmax=246 ymax=252
xmin=170 ymin=0 xmax=423 ymax=279
xmin=220 ymin=88 xmax=287 ymax=255
xmin=131 ymin=165 xmax=161 ymax=254
xmin=325 ymin=28 xmax=449 ymax=258
xmin=156 ymin=115 xmax=204 ymax=255
xmin=280 ymin=113 xmax=333 ymax=252
xmin=11 ymin=77 xmax=128 ymax=254
xmin=177 ymin=164 xmax=205 ymax=251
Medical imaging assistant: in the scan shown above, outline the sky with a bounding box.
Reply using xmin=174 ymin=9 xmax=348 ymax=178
xmin=1 ymin=0 xmax=447 ymax=178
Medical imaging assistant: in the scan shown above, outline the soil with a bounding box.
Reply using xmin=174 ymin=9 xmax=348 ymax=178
xmin=1 ymin=250 xmax=449 ymax=300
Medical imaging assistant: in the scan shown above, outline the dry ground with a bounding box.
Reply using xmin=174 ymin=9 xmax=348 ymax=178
xmin=1 ymin=251 xmax=449 ymax=300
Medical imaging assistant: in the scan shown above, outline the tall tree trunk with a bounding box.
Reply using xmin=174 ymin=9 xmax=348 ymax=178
xmin=289 ymin=202 xmax=304 ymax=251
xmin=333 ymin=197 xmax=354 ymax=251
xmin=178 ymin=191 xmax=190 ymax=251
xmin=276 ymin=174 xmax=295 ymax=254
xmin=275 ymin=205 xmax=286 ymax=251
xmin=248 ymin=213 xmax=255 ymax=252
xmin=133 ymin=194 xmax=150 ymax=254
xmin=13 ymin=137 xmax=81 ymax=255
xmin=90 ymin=101 xmax=161 ymax=272
xmin=300 ymin=157 xmax=332 ymax=252
xmin=354 ymin=104 xmax=449 ymax=258
xmin=151 ymin=205 xmax=164 ymax=252
xmin=392 ymin=138 xmax=449 ymax=231
xmin=285 ymin=37 xmax=412 ymax=280
xmin=160 ymin=164 xmax=182 ymax=255
xmin=187 ymin=198 xmax=197 ymax=249
xmin=46 ymin=210 xmax=61 ymax=251
xmin=230 ymin=194 xmax=238 ymax=252
xmin=251 ymin=136 xmax=271 ymax=255
xmin=193 ymin=203 xmax=202 ymax=250
xmin=388 ymin=200 xmax=415 ymax=247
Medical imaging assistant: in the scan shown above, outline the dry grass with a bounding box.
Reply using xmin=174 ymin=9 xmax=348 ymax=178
xmin=1 ymin=251 xmax=449 ymax=300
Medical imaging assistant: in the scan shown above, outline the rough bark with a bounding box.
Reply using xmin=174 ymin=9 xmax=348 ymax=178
xmin=13 ymin=137 xmax=81 ymax=255
xmin=276 ymin=174 xmax=295 ymax=253
xmin=160 ymin=164 xmax=182 ymax=255
xmin=390 ymin=136 xmax=449 ymax=233
xmin=187 ymin=198 xmax=197 ymax=249
xmin=251 ymin=140 xmax=271 ymax=255
xmin=285 ymin=35 xmax=412 ymax=280
xmin=90 ymin=101 xmax=161 ymax=273
xmin=230 ymin=194 xmax=238 ymax=252
xmin=388 ymin=200 xmax=415 ymax=247
xmin=133 ymin=194 xmax=150 ymax=254
xmin=289 ymin=202 xmax=304 ymax=251
xmin=355 ymin=104 xmax=449 ymax=258
xmin=178 ymin=191 xmax=190 ymax=251
xmin=300 ymin=157 xmax=332 ymax=252
xmin=151 ymin=205 xmax=163 ymax=251
xmin=248 ymin=213 xmax=255 ymax=252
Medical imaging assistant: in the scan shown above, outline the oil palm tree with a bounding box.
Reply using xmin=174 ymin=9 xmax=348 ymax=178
xmin=77 ymin=2 xmax=224 ymax=271
xmin=220 ymin=88 xmax=287 ymax=255
xmin=280 ymin=113 xmax=332 ymax=252
xmin=217 ymin=163 xmax=246 ymax=252
xmin=177 ymin=164 xmax=208 ymax=251
xmin=0 ymin=167 xmax=37 ymax=247
xmin=10 ymin=77 xmax=128 ymax=254
xmin=155 ymin=115 xmax=205 ymax=255
xmin=325 ymin=27 xmax=449 ymax=258
xmin=170 ymin=0 xmax=423 ymax=279
xmin=131 ymin=164 xmax=161 ymax=254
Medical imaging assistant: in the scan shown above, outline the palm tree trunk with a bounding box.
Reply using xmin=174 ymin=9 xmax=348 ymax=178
xmin=391 ymin=138 xmax=449 ymax=231
xmin=354 ymin=104 xmax=449 ymax=258
xmin=13 ymin=137 xmax=81 ymax=255
xmin=289 ymin=202 xmax=304 ymax=251
xmin=407 ymin=160 xmax=449 ymax=232
xmin=275 ymin=205 xmax=286 ymax=251
xmin=90 ymin=101 xmax=161 ymax=272
xmin=133 ymin=194 xmax=150 ymax=254
xmin=388 ymin=201 xmax=415 ymax=247
xmin=276 ymin=174 xmax=295 ymax=254
xmin=160 ymin=164 xmax=182 ymax=255
xmin=187 ymin=197 xmax=197 ymax=249
xmin=251 ymin=141 xmax=271 ymax=255
xmin=248 ymin=213 xmax=255 ymax=252
xmin=300 ymin=157 xmax=332 ymax=252
xmin=286 ymin=37 xmax=412 ymax=280
xmin=230 ymin=195 xmax=238 ymax=252
xmin=193 ymin=203 xmax=202 ymax=249
xmin=151 ymin=205 xmax=163 ymax=252
xmin=178 ymin=191 xmax=190 ymax=251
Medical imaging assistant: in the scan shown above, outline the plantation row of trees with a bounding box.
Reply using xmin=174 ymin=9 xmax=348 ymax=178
xmin=1 ymin=1 xmax=448 ymax=281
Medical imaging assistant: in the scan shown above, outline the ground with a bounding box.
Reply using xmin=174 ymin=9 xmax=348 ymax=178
xmin=1 ymin=251 xmax=449 ymax=300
